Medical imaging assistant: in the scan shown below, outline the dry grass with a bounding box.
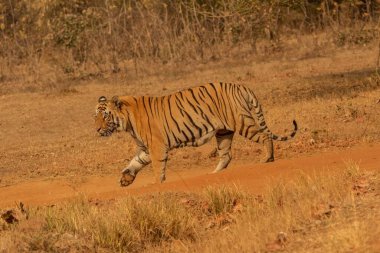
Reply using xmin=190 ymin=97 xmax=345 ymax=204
xmin=174 ymin=164 xmax=379 ymax=253
xmin=43 ymin=195 xmax=198 ymax=252
xmin=1 ymin=164 xmax=378 ymax=252
xmin=204 ymin=185 xmax=247 ymax=215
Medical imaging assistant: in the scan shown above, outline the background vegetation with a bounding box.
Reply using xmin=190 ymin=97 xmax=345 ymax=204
xmin=0 ymin=0 xmax=379 ymax=89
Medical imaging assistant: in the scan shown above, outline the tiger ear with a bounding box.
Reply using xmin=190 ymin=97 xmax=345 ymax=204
xmin=112 ymin=96 xmax=122 ymax=109
xmin=98 ymin=96 xmax=107 ymax=103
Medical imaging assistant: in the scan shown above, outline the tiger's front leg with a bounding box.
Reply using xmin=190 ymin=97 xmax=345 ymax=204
xmin=152 ymin=156 xmax=168 ymax=183
xmin=120 ymin=150 xmax=151 ymax=187
xmin=150 ymin=149 xmax=168 ymax=184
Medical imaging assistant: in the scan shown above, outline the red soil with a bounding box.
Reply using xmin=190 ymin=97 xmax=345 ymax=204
xmin=1 ymin=143 xmax=379 ymax=208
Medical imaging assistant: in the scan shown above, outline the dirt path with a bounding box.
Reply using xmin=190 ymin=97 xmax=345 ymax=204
xmin=1 ymin=143 xmax=379 ymax=208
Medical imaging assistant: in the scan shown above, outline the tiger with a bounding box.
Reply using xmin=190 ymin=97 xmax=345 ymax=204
xmin=94 ymin=82 xmax=297 ymax=187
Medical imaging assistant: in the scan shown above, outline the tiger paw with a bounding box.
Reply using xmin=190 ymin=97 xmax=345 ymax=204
xmin=120 ymin=173 xmax=135 ymax=187
xmin=261 ymin=156 xmax=274 ymax=163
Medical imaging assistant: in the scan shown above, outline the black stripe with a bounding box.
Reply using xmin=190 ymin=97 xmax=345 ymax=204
xmin=200 ymin=111 xmax=214 ymax=132
xmin=218 ymin=83 xmax=230 ymax=123
xmin=209 ymin=83 xmax=224 ymax=112
xmin=187 ymin=89 xmax=211 ymax=134
xmin=183 ymin=122 xmax=195 ymax=141
xmin=137 ymin=153 xmax=150 ymax=165
xmin=148 ymin=97 xmax=154 ymax=116
xmin=224 ymin=83 xmax=234 ymax=112
xmin=167 ymin=95 xmax=181 ymax=133
xmin=175 ymin=95 xmax=185 ymax=116
xmin=244 ymin=125 xmax=256 ymax=138
xmin=174 ymin=92 xmax=199 ymax=141
xmin=189 ymin=89 xmax=200 ymax=105
xmin=202 ymin=85 xmax=218 ymax=108
xmin=181 ymin=130 xmax=189 ymax=142
xmin=202 ymin=123 xmax=210 ymax=132
xmin=154 ymin=97 xmax=160 ymax=117
xmin=158 ymin=99 xmax=168 ymax=142
xmin=185 ymin=97 xmax=199 ymax=114
xmin=236 ymin=88 xmax=249 ymax=113
xmin=214 ymin=82 xmax=228 ymax=119
xmin=142 ymin=97 xmax=152 ymax=144
xmin=180 ymin=102 xmax=203 ymax=138
xmin=239 ymin=116 xmax=245 ymax=135
xmin=163 ymin=96 xmax=182 ymax=146
xmin=198 ymin=89 xmax=216 ymax=117
xmin=159 ymin=99 xmax=171 ymax=148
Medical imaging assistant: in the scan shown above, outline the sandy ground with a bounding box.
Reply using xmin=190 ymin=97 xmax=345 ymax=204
xmin=1 ymin=142 xmax=379 ymax=208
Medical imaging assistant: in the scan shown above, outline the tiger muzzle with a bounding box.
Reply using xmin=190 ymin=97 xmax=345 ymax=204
xmin=98 ymin=123 xmax=117 ymax=137
xmin=98 ymin=130 xmax=112 ymax=137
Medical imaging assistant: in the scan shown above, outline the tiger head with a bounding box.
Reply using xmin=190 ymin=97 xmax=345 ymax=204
xmin=95 ymin=96 xmax=123 ymax=137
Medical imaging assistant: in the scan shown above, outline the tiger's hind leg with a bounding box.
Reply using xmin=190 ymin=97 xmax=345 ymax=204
xmin=212 ymin=130 xmax=234 ymax=173
xmin=251 ymin=133 xmax=274 ymax=163
xmin=239 ymin=115 xmax=274 ymax=163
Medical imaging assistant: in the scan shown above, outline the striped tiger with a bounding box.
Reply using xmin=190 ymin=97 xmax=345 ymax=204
xmin=94 ymin=82 xmax=297 ymax=187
